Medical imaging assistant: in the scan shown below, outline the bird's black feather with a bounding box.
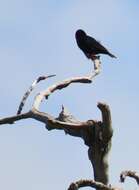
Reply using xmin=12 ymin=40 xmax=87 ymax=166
xmin=75 ymin=29 xmax=116 ymax=58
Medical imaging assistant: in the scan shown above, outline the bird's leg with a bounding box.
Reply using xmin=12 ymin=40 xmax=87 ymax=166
xmin=90 ymin=55 xmax=101 ymax=79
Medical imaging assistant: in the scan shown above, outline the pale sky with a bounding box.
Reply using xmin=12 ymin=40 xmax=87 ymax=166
xmin=0 ymin=0 xmax=139 ymax=190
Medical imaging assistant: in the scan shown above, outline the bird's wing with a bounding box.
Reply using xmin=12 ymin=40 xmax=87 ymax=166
xmin=86 ymin=36 xmax=110 ymax=53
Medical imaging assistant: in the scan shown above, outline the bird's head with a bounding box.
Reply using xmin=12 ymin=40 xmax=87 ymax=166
xmin=75 ymin=29 xmax=86 ymax=40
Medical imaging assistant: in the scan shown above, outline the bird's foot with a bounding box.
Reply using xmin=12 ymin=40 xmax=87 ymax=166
xmin=90 ymin=55 xmax=100 ymax=61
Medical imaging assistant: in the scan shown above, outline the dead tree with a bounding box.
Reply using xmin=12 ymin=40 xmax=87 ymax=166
xmin=0 ymin=57 xmax=138 ymax=190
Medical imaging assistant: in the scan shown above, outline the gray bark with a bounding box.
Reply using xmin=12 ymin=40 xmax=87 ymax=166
xmin=0 ymin=102 xmax=113 ymax=187
xmin=55 ymin=103 xmax=113 ymax=186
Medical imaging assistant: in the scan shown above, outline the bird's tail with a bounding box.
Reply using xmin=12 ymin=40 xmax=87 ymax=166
xmin=108 ymin=52 xmax=117 ymax=58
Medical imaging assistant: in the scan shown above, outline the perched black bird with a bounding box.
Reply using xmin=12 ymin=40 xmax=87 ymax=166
xmin=75 ymin=29 xmax=116 ymax=59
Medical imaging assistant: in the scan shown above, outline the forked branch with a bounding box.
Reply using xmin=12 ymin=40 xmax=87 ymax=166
xmin=33 ymin=57 xmax=101 ymax=110
xmin=16 ymin=57 xmax=101 ymax=113
xmin=0 ymin=57 xmax=113 ymax=190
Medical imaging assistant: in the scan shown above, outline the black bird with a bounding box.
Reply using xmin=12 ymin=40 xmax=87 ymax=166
xmin=75 ymin=29 xmax=116 ymax=59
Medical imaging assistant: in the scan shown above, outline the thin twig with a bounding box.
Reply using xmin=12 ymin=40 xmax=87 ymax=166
xmin=17 ymin=74 xmax=56 ymax=115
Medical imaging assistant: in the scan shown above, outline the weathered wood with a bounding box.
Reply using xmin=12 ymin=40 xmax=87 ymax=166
xmin=120 ymin=170 xmax=139 ymax=185
xmin=0 ymin=57 xmax=114 ymax=190
xmin=67 ymin=179 xmax=119 ymax=190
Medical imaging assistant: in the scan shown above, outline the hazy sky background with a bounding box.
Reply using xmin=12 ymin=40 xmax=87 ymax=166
xmin=0 ymin=0 xmax=139 ymax=189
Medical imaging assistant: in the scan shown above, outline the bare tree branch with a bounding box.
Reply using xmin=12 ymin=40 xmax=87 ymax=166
xmin=67 ymin=179 xmax=120 ymax=190
xmin=0 ymin=103 xmax=112 ymax=188
xmin=92 ymin=56 xmax=101 ymax=77
xmin=0 ymin=108 xmax=94 ymax=131
xmin=87 ymin=103 xmax=113 ymax=185
xmin=0 ymin=57 xmax=113 ymax=189
xmin=16 ymin=58 xmax=101 ymax=115
xmin=2 ymin=51 xmax=137 ymax=190
xmin=97 ymin=102 xmax=113 ymax=141
xmin=17 ymin=74 xmax=56 ymax=115
xmin=32 ymin=108 xmax=95 ymax=131
xmin=0 ymin=111 xmax=32 ymax=125
xmin=120 ymin=170 xmax=139 ymax=185
xmin=32 ymin=57 xmax=101 ymax=110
